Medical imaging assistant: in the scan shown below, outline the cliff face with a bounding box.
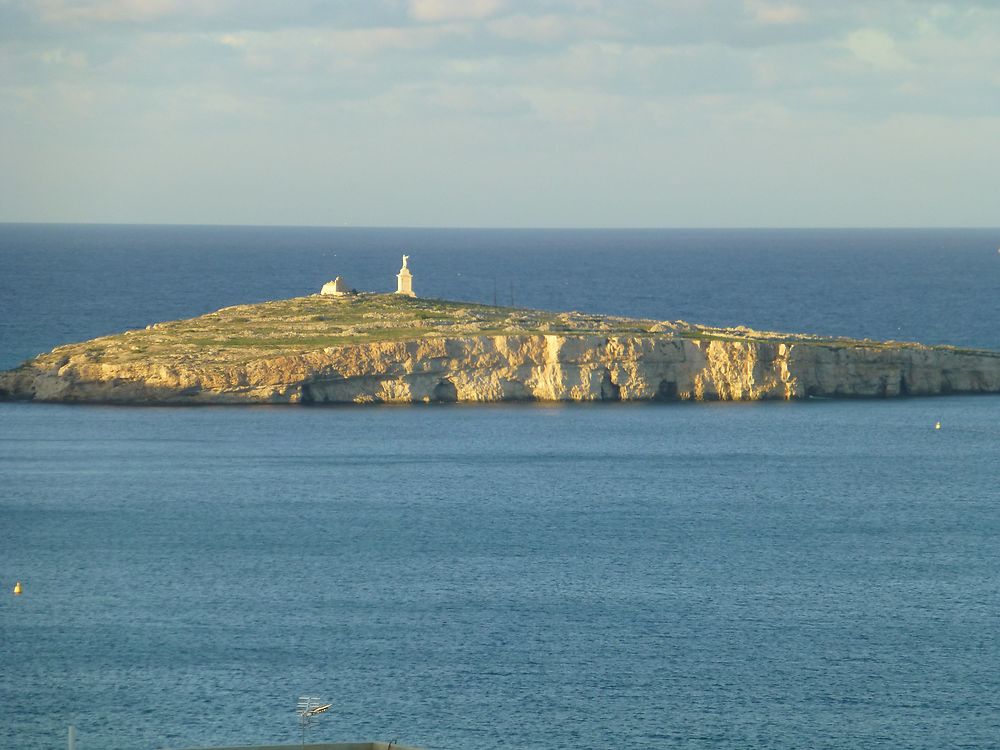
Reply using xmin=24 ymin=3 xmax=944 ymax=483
xmin=3 ymin=334 xmax=999 ymax=405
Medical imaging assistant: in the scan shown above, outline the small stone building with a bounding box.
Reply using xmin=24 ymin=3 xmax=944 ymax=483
xmin=320 ymin=277 xmax=349 ymax=296
xmin=396 ymin=255 xmax=415 ymax=297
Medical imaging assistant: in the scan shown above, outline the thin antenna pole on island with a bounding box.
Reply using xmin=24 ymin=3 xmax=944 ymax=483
xmin=493 ymin=277 xmax=497 ymax=308
xmin=509 ymin=281 xmax=514 ymax=308
xmin=68 ymin=726 xmax=76 ymax=750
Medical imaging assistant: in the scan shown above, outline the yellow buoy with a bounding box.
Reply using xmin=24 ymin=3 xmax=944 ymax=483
xmin=13 ymin=581 xmax=22 ymax=596
xmin=935 ymin=421 xmax=941 ymax=430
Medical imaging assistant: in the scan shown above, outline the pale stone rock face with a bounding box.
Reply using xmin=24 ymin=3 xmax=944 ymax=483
xmin=3 ymin=333 xmax=1000 ymax=405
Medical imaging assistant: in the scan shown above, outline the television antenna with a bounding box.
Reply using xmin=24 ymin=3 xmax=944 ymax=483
xmin=296 ymin=696 xmax=332 ymax=749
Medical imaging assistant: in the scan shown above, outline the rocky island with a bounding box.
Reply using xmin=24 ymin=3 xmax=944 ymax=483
xmin=2 ymin=292 xmax=999 ymax=405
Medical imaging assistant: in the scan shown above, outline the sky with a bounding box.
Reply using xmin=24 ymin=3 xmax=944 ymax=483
xmin=1 ymin=0 xmax=998 ymax=227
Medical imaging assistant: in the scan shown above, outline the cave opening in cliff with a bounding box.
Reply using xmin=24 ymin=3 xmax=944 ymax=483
xmin=432 ymin=379 xmax=458 ymax=402
xmin=600 ymin=371 xmax=621 ymax=401
xmin=656 ymin=380 xmax=679 ymax=401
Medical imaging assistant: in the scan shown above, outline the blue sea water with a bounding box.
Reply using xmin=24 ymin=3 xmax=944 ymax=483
xmin=1 ymin=225 xmax=1000 ymax=750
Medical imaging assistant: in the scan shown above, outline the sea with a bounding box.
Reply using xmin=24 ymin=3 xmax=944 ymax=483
xmin=1 ymin=225 xmax=999 ymax=750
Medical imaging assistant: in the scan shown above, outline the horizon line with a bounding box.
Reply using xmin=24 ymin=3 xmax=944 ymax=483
xmin=2 ymin=221 xmax=999 ymax=232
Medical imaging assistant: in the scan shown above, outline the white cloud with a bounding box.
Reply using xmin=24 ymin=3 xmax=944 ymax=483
xmin=218 ymin=33 xmax=246 ymax=48
xmin=40 ymin=48 xmax=88 ymax=68
xmin=36 ymin=0 xmax=222 ymax=24
xmin=5 ymin=0 xmax=1000 ymax=225
xmin=486 ymin=13 xmax=613 ymax=44
xmin=408 ymin=0 xmax=504 ymax=23
xmin=746 ymin=2 xmax=807 ymax=26
xmin=316 ymin=25 xmax=465 ymax=56
xmin=427 ymin=84 xmax=532 ymax=116
xmin=487 ymin=14 xmax=571 ymax=43
xmin=843 ymin=28 xmax=914 ymax=71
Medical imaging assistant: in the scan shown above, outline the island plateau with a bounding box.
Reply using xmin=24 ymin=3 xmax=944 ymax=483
xmin=2 ymin=293 xmax=999 ymax=405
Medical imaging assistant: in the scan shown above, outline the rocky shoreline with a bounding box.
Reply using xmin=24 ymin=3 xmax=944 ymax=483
xmin=3 ymin=325 xmax=1000 ymax=405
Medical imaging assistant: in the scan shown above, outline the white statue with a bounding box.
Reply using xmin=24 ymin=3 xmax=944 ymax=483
xmin=396 ymin=255 xmax=415 ymax=297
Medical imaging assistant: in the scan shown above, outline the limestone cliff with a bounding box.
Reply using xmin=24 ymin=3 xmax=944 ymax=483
xmin=2 ymin=294 xmax=999 ymax=404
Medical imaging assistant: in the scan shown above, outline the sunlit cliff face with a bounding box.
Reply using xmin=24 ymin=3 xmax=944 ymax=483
xmin=4 ymin=330 xmax=999 ymax=405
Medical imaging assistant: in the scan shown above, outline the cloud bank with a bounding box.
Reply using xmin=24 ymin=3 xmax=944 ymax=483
xmin=2 ymin=0 xmax=998 ymax=226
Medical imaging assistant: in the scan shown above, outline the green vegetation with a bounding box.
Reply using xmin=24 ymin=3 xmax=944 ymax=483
xmin=27 ymin=294 xmax=664 ymax=368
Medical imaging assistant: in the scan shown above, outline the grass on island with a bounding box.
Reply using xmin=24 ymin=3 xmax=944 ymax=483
xmin=17 ymin=292 xmax=994 ymax=371
xmin=26 ymin=294 xmax=670 ymax=368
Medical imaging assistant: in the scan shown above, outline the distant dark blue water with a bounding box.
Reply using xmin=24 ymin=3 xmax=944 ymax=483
xmin=1 ymin=225 xmax=999 ymax=370
xmin=2 ymin=225 xmax=1000 ymax=750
